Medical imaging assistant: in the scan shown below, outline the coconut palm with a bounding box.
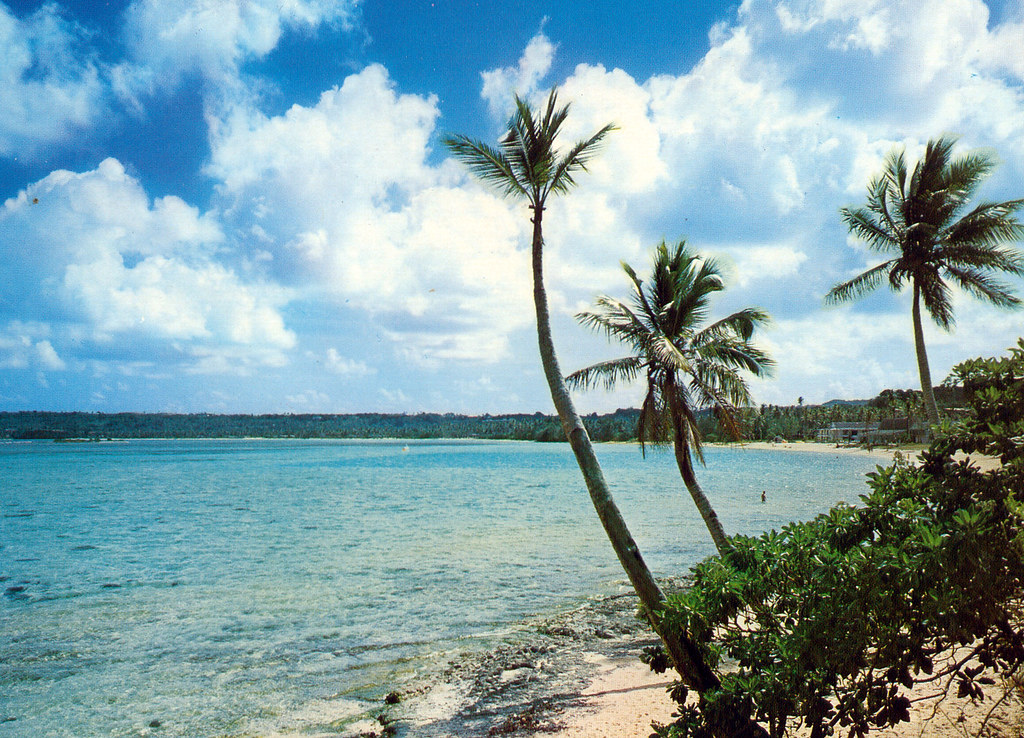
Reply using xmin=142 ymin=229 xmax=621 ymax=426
xmin=567 ymin=240 xmax=773 ymax=555
xmin=442 ymin=91 xmax=723 ymax=691
xmin=826 ymin=136 xmax=1024 ymax=427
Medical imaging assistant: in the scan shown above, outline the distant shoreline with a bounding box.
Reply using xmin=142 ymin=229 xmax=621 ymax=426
xmin=712 ymin=439 xmax=1001 ymax=472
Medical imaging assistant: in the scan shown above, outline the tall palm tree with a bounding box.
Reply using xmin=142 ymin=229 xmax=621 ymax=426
xmin=566 ymin=240 xmax=773 ymax=555
xmin=826 ymin=136 xmax=1024 ymax=427
xmin=442 ymin=91 xmax=723 ymax=692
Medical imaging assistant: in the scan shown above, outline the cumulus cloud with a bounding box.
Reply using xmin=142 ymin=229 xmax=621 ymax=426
xmin=0 ymin=323 xmax=66 ymax=371
xmin=480 ymin=31 xmax=556 ymax=117
xmin=0 ymin=158 xmax=295 ymax=374
xmin=114 ymin=0 xmax=358 ymax=99
xmin=0 ymin=3 xmax=106 ymax=156
xmin=323 ymin=348 xmax=373 ymax=376
xmin=207 ymin=64 xmax=534 ymax=364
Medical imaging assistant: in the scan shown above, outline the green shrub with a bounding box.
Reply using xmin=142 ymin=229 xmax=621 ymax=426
xmin=653 ymin=340 xmax=1024 ymax=738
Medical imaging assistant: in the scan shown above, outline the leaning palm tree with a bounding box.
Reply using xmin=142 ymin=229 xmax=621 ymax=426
xmin=567 ymin=240 xmax=773 ymax=555
xmin=826 ymin=136 xmax=1024 ymax=427
xmin=443 ymin=91 xmax=722 ymax=691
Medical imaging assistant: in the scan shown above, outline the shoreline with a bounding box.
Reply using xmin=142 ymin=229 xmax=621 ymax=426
xmin=710 ymin=439 xmax=924 ymax=460
xmin=712 ymin=439 xmax=1001 ymax=472
xmin=342 ymin=584 xmax=676 ymax=737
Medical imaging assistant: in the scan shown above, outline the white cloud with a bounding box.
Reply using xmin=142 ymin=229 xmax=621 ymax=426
xmin=0 ymin=158 xmax=295 ymax=374
xmin=559 ymin=64 xmax=667 ymax=195
xmin=285 ymin=389 xmax=330 ymax=407
xmin=0 ymin=323 xmax=66 ymax=371
xmin=480 ymin=31 xmax=556 ymax=117
xmin=34 ymin=340 xmax=66 ymax=370
xmin=714 ymin=244 xmax=809 ymax=288
xmin=0 ymin=4 xmax=106 ymax=156
xmin=115 ymin=0 xmax=357 ymax=99
xmin=208 ymin=64 xmax=534 ymax=364
xmin=323 ymin=348 xmax=373 ymax=376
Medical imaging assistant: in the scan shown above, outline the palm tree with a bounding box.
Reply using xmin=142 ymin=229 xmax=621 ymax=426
xmin=566 ymin=240 xmax=773 ymax=555
xmin=443 ymin=91 xmax=723 ymax=691
xmin=826 ymin=136 xmax=1024 ymax=427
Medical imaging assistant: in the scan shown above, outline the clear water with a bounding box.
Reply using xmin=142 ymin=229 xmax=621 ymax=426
xmin=0 ymin=439 xmax=882 ymax=737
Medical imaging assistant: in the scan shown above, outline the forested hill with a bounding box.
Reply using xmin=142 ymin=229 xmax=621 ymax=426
xmin=0 ymin=410 xmax=640 ymax=442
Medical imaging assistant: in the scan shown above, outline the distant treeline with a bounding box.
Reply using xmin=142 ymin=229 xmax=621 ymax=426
xmin=0 ymin=387 xmax=964 ymax=444
xmin=0 ymin=409 xmax=641 ymax=442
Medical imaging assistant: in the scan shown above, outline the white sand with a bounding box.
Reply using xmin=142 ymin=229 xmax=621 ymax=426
xmin=541 ymin=654 xmax=677 ymax=737
xmin=540 ymin=657 xmax=1020 ymax=738
xmin=721 ymin=440 xmax=1001 ymax=472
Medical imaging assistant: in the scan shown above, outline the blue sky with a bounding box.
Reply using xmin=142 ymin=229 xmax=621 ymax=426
xmin=2 ymin=0 xmax=1023 ymax=414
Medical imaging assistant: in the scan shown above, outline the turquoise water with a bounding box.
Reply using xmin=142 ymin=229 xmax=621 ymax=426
xmin=1 ymin=439 xmax=882 ymax=737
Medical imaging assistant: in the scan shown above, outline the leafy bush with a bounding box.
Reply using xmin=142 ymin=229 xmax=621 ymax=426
xmin=653 ymin=340 xmax=1024 ymax=738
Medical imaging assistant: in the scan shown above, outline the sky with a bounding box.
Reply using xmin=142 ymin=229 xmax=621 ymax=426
xmin=1 ymin=0 xmax=1023 ymax=415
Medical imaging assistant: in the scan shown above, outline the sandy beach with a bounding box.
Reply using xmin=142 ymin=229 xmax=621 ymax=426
xmin=718 ymin=439 xmax=1002 ymax=473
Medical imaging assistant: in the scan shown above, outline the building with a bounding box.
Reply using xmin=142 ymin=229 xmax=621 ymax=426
xmin=817 ymin=418 xmax=927 ymax=445
xmin=817 ymin=422 xmax=878 ymax=444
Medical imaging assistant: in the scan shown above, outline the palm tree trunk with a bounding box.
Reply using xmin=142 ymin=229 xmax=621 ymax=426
xmin=528 ymin=205 xmax=716 ymax=686
xmin=668 ymin=391 xmax=731 ymax=555
xmin=529 ymin=206 xmax=769 ymax=738
xmin=912 ymin=281 xmax=941 ymax=429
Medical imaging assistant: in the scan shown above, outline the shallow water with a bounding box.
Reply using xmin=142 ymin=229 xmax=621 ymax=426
xmin=0 ymin=439 xmax=882 ymax=736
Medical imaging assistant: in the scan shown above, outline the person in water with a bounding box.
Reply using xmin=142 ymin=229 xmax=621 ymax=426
xmin=761 ymin=490 xmax=766 ymax=503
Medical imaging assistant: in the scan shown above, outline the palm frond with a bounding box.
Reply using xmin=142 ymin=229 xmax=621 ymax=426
xmin=675 ymin=385 xmax=706 ymax=465
xmin=882 ymin=147 xmax=909 ymax=201
xmin=695 ymin=338 xmax=776 ymax=378
xmin=943 ymin=199 xmax=1024 ymax=250
xmin=825 ymin=260 xmax=895 ymax=304
xmin=651 ymin=335 xmax=692 ymax=375
xmin=944 ymin=151 xmax=994 ymax=201
xmin=549 ymin=122 xmax=618 ymax=197
xmin=918 ymin=271 xmax=955 ymax=329
xmin=621 ymin=257 xmax=662 ymax=327
xmin=442 ymin=134 xmax=527 ymax=199
xmin=840 ymin=207 xmax=901 ymax=253
xmin=700 ymin=306 xmax=771 ymax=342
xmin=637 ymin=381 xmax=670 ymax=454
xmin=691 ymin=359 xmax=755 ymax=411
xmin=565 ymin=356 xmax=644 ymax=392
xmin=943 ymin=265 xmax=1023 ymax=309
xmin=576 ymin=297 xmax=650 ymax=350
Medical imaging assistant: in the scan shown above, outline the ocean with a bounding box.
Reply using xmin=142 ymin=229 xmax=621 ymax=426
xmin=1 ymin=439 xmax=884 ymax=737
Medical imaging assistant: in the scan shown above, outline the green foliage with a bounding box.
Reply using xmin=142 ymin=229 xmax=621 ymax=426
xmin=933 ymin=338 xmax=1024 ymax=471
xmin=653 ymin=340 xmax=1024 ymax=738
xmin=567 ymin=239 xmax=773 ymax=459
xmin=826 ymin=137 xmax=1024 ymax=326
xmin=0 ymin=409 xmax=639 ymax=442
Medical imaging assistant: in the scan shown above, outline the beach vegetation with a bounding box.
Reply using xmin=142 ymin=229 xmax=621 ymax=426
xmin=652 ymin=339 xmax=1024 ymax=738
xmin=826 ymin=137 xmax=1024 ymax=429
xmin=566 ymin=240 xmax=773 ymax=554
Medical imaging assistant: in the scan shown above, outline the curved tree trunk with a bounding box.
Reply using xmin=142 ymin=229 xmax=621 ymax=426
xmin=912 ymin=281 xmax=941 ymax=430
xmin=530 ymin=205 xmax=768 ymax=738
xmin=529 ymin=205 xmax=714 ymax=688
xmin=668 ymin=390 xmax=731 ymax=555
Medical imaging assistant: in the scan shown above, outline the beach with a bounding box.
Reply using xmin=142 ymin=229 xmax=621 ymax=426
xmin=518 ymin=441 xmax=1010 ymax=738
